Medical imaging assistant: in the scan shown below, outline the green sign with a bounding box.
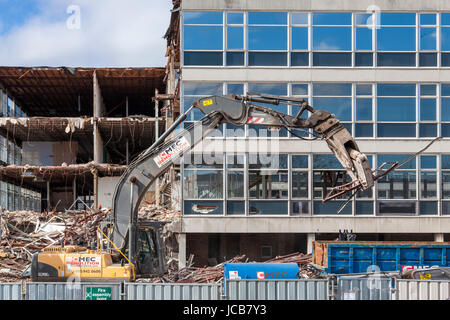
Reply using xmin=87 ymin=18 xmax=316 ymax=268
xmin=85 ymin=287 xmax=112 ymax=300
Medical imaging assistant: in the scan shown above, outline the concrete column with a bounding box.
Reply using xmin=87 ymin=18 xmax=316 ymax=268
xmin=178 ymin=233 xmax=187 ymax=269
xmin=434 ymin=233 xmax=444 ymax=242
xmin=93 ymin=70 xmax=105 ymax=164
xmin=46 ymin=181 xmax=51 ymax=212
xmin=93 ymin=169 xmax=98 ymax=210
xmin=155 ymin=89 xmax=160 ymax=206
xmin=307 ymin=233 xmax=315 ymax=254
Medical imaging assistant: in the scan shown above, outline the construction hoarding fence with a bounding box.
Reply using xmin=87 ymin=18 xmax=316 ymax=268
xmin=126 ymin=282 xmax=221 ymax=300
xmin=336 ymin=276 xmax=394 ymax=300
xmin=0 ymin=282 xmax=22 ymax=300
xmin=26 ymin=282 xmax=122 ymax=300
xmin=224 ymin=279 xmax=329 ymax=300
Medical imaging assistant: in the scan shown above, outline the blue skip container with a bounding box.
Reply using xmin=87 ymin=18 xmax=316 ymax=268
xmin=224 ymin=263 xmax=300 ymax=280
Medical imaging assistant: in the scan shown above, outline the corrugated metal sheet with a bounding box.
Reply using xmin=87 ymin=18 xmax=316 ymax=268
xmin=0 ymin=283 xmax=22 ymax=300
xmin=396 ymin=280 xmax=450 ymax=300
xmin=126 ymin=283 xmax=221 ymax=300
xmin=225 ymin=279 xmax=328 ymax=300
xmin=337 ymin=276 xmax=394 ymax=300
xmin=26 ymin=282 xmax=122 ymax=300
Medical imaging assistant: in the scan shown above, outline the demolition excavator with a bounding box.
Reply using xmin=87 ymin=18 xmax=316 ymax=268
xmin=30 ymin=93 xmax=381 ymax=282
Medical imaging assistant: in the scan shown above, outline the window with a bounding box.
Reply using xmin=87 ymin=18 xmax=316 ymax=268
xmin=183 ymin=11 xmax=223 ymax=66
xmin=441 ymin=84 xmax=450 ymax=136
xmin=312 ymin=12 xmax=352 ymax=66
xmin=420 ymin=155 xmax=437 ymax=215
xmin=355 ymin=84 xmax=373 ymax=137
xmin=441 ymin=13 xmax=450 ymax=66
xmin=248 ymin=12 xmax=287 ymax=66
xmin=248 ymin=154 xmax=288 ymax=215
xmin=419 ymin=84 xmax=437 ymax=137
xmin=291 ymin=154 xmax=309 ymax=215
xmin=377 ymin=13 xmax=416 ymax=66
xmin=226 ymin=12 xmax=244 ymax=66
xmin=419 ymin=14 xmax=437 ymax=66
xmin=442 ymin=155 xmax=450 ymax=214
xmin=290 ymin=13 xmax=309 ymax=66
xmin=312 ymin=154 xmax=352 ymax=215
xmin=183 ymin=153 xmax=224 ymax=215
xmin=377 ymin=84 xmax=416 ymax=137
xmin=290 ymin=83 xmax=310 ymax=138
xmin=225 ymin=83 xmax=245 ymax=137
xmin=226 ymin=154 xmax=245 ymax=215
xmin=377 ymin=154 xmax=416 ymax=216
xmin=355 ymin=13 xmax=374 ymax=66
xmin=313 ymin=83 xmax=352 ymax=132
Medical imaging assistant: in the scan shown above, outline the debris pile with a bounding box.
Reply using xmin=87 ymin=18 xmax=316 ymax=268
xmin=137 ymin=252 xmax=313 ymax=284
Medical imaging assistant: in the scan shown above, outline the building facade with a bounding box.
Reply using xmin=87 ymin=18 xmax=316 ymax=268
xmin=176 ymin=0 xmax=450 ymax=266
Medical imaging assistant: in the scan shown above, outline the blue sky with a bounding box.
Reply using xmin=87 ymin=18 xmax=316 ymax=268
xmin=0 ymin=0 xmax=172 ymax=67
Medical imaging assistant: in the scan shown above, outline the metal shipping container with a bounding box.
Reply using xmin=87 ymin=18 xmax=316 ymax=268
xmin=126 ymin=283 xmax=221 ymax=300
xmin=313 ymin=241 xmax=450 ymax=274
xmin=395 ymin=279 xmax=450 ymax=300
xmin=225 ymin=279 xmax=329 ymax=300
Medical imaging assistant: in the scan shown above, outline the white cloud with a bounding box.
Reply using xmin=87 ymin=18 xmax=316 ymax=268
xmin=0 ymin=0 xmax=172 ymax=67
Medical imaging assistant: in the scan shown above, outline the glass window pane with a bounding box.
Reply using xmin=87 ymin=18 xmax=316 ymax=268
xmin=377 ymin=123 xmax=416 ymax=137
xmin=249 ymin=171 xmax=288 ymax=199
xmin=227 ymin=83 xmax=244 ymax=95
xmin=441 ymin=28 xmax=450 ymax=51
xmin=291 ymin=52 xmax=309 ymax=66
xmin=356 ymin=84 xmax=372 ymax=95
xmin=227 ymin=26 xmax=243 ymax=49
xmin=292 ymin=84 xmax=308 ymax=96
xmin=292 ymin=155 xmax=308 ymax=168
xmin=442 ymin=13 xmax=450 ymax=26
xmin=420 ymin=201 xmax=437 ymax=215
xmin=313 ymin=52 xmax=351 ymax=66
xmin=355 ymin=123 xmax=373 ymax=137
xmin=442 ymin=84 xmax=450 ymax=96
xmin=356 ymin=201 xmax=374 ymax=215
xmin=227 ymin=201 xmax=245 ymax=215
xmin=248 ymin=83 xmax=287 ymax=96
xmin=183 ymin=170 xmax=223 ymax=199
xmin=184 ymin=82 xmax=223 ymax=95
xmin=291 ymin=13 xmax=308 ymax=25
xmin=378 ymin=201 xmax=416 ymax=215
xmin=377 ymin=53 xmax=415 ymax=66
xmin=443 ymin=171 xmax=450 ymax=198
xmin=356 ymin=13 xmax=373 ymax=26
xmin=184 ymin=26 xmax=223 ymax=50
xmin=184 ymin=52 xmax=223 ymax=66
xmin=184 ymin=200 xmax=223 ymax=215
xmin=314 ymin=201 xmax=352 ymax=215
xmin=442 ymin=124 xmax=450 ymax=137
xmin=249 ymin=52 xmax=287 ymax=66
xmin=420 ymin=98 xmax=436 ymax=120
xmin=248 ymin=12 xmax=287 ymax=25
xmin=420 ymin=14 xmax=436 ymax=25
xmin=313 ymin=154 xmax=343 ymax=169
xmin=184 ymin=153 xmax=223 ymax=168
xmin=249 ymin=201 xmax=288 ymax=215
xmin=420 ymin=28 xmax=437 ymax=50
xmin=356 ymin=28 xmax=372 ymax=50
xmin=226 ymin=154 xmax=244 ymax=168
xmin=184 ymin=11 xmax=223 ymax=24
xmin=377 ymin=27 xmax=416 ymax=51
xmin=313 ymin=83 xmax=351 ymax=96
xmin=441 ymin=97 xmax=450 ymax=121
xmin=378 ymin=154 xmax=415 ymax=169
xmin=226 ymin=124 xmax=245 ymax=137
xmin=226 ymin=52 xmax=244 ymax=66
xmin=377 ymin=171 xmax=416 ymax=199
xmin=291 ymin=201 xmax=309 ymax=215
xmin=377 ymin=83 xmax=415 ymax=96
xmin=419 ymin=124 xmax=437 ymax=137
xmin=355 ymin=53 xmax=373 ymax=66
xmin=291 ymin=27 xmax=308 ymax=50
xmin=421 ymin=172 xmax=437 ymax=198
xmin=377 ymin=98 xmax=415 ymax=121
xmin=249 ymin=26 xmax=287 ymax=50
xmin=313 ymin=97 xmax=351 ymax=121
xmin=442 ymin=155 xmax=450 ymax=169
xmin=292 ymin=172 xmax=308 ymax=198
xmin=356 ymin=98 xmax=372 ymax=120
xmin=443 ymin=53 xmax=450 ymax=67
xmin=227 ymin=171 xmax=244 ymax=198
xmin=248 ymin=154 xmax=288 ymax=169
xmin=313 ymin=27 xmax=351 ymax=51
xmin=313 ymin=12 xmax=351 ymax=25
xmin=420 ymin=84 xmax=436 ymax=96
xmin=380 ymin=13 xmax=415 ymax=25
xmin=227 ymin=12 xmax=243 ymax=24
xmin=421 ymin=155 xmax=436 ymax=169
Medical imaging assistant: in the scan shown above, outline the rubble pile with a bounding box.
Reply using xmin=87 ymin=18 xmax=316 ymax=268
xmin=137 ymin=252 xmax=313 ymax=284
